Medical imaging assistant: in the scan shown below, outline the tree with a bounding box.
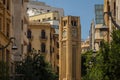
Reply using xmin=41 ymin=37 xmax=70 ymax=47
xmin=82 ymin=30 xmax=120 ymax=80
xmin=15 ymin=53 xmax=57 ymax=80
xmin=0 ymin=61 xmax=9 ymax=80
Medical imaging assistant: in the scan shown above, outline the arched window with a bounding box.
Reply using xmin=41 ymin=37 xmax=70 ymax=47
xmin=41 ymin=43 xmax=46 ymax=52
xmin=41 ymin=30 xmax=46 ymax=38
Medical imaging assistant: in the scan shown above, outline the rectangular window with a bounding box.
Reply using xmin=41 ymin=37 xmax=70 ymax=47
xmin=63 ymin=21 xmax=67 ymax=26
xmin=54 ymin=17 xmax=56 ymax=20
xmin=7 ymin=0 xmax=10 ymax=10
xmin=6 ymin=23 xmax=10 ymax=37
xmin=0 ymin=18 xmax=2 ymax=31
xmin=3 ymin=0 xmax=5 ymax=4
xmin=21 ymin=20 xmax=23 ymax=30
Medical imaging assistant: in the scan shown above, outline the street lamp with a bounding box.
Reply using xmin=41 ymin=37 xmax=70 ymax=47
xmin=0 ymin=37 xmax=17 ymax=80
xmin=104 ymin=12 xmax=120 ymax=29
xmin=0 ymin=37 xmax=17 ymax=50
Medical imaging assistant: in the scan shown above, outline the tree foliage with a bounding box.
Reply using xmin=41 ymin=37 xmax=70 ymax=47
xmin=15 ymin=53 xmax=57 ymax=80
xmin=0 ymin=61 xmax=9 ymax=80
xmin=82 ymin=30 xmax=120 ymax=80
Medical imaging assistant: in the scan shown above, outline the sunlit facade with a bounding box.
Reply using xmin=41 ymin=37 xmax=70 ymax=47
xmin=59 ymin=16 xmax=81 ymax=80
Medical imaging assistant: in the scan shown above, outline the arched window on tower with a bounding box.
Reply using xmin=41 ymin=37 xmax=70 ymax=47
xmin=41 ymin=30 xmax=46 ymax=39
xmin=41 ymin=43 xmax=46 ymax=53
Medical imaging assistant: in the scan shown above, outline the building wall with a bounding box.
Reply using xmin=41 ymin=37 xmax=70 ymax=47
xmin=59 ymin=16 xmax=81 ymax=80
xmin=0 ymin=0 xmax=15 ymax=79
xmin=27 ymin=1 xmax=64 ymax=17
xmin=89 ymin=20 xmax=95 ymax=50
xmin=81 ymin=38 xmax=90 ymax=53
xmin=94 ymin=24 xmax=108 ymax=51
xmin=13 ymin=0 xmax=29 ymax=61
xmin=116 ymin=0 xmax=120 ymax=25
xmin=29 ymin=11 xmax=60 ymax=22
xmin=29 ymin=22 xmax=53 ymax=62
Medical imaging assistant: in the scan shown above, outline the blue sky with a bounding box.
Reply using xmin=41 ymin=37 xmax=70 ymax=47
xmin=38 ymin=0 xmax=104 ymax=40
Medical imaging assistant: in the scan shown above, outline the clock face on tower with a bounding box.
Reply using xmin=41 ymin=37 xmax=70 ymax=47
xmin=62 ymin=30 xmax=67 ymax=38
xmin=72 ymin=29 xmax=77 ymax=37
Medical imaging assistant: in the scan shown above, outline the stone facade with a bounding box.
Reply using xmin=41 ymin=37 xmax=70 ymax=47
xmin=94 ymin=24 xmax=108 ymax=51
xmin=81 ymin=38 xmax=90 ymax=53
xmin=28 ymin=22 xmax=55 ymax=62
xmin=0 ymin=0 xmax=17 ymax=79
xmin=12 ymin=0 xmax=29 ymax=62
xmin=27 ymin=1 xmax=64 ymax=17
xmin=59 ymin=16 xmax=81 ymax=80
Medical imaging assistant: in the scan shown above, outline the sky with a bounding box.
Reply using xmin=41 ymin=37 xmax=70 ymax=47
xmin=38 ymin=0 xmax=104 ymax=40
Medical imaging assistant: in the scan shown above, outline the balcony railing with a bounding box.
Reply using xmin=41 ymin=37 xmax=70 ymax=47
xmin=39 ymin=36 xmax=47 ymax=41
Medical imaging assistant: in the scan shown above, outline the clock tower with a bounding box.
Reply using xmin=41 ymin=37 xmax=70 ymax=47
xmin=59 ymin=16 xmax=81 ymax=80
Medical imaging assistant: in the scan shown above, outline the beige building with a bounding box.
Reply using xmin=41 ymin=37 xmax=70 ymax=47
xmin=104 ymin=0 xmax=120 ymax=42
xmin=27 ymin=1 xmax=64 ymax=17
xmin=28 ymin=22 xmax=55 ymax=62
xmin=59 ymin=16 xmax=81 ymax=80
xmin=81 ymin=38 xmax=90 ymax=53
xmin=0 ymin=0 xmax=18 ymax=79
xmin=12 ymin=0 xmax=29 ymax=62
xmin=29 ymin=11 xmax=60 ymax=22
xmin=94 ymin=24 xmax=108 ymax=51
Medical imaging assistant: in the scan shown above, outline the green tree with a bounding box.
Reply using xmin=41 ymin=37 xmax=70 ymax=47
xmin=0 ymin=61 xmax=9 ymax=80
xmin=15 ymin=53 xmax=57 ymax=80
xmin=82 ymin=30 xmax=120 ymax=80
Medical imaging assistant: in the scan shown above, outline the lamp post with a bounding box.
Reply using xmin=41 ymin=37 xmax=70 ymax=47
xmin=0 ymin=37 xmax=17 ymax=80
xmin=104 ymin=12 xmax=120 ymax=29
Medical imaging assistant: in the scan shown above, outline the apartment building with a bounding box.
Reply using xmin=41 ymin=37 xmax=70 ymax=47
xmin=94 ymin=4 xmax=109 ymax=51
xmin=12 ymin=0 xmax=29 ymax=62
xmin=0 ymin=0 xmax=17 ymax=79
xmin=28 ymin=22 xmax=56 ymax=63
xmin=89 ymin=20 xmax=95 ymax=50
xmin=29 ymin=11 xmax=61 ymax=34
xmin=81 ymin=38 xmax=90 ymax=53
xmin=104 ymin=0 xmax=120 ymax=42
xmin=27 ymin=0 xmax=64 ymax=17
xmin=94 ymin=24 xmax=108 ymax=51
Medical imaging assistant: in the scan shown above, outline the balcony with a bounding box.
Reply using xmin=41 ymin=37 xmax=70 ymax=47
xmin=39 ymin=36 xmax=47 ymax=41
xmin=41 ymin=50 xmax=48 ymax=54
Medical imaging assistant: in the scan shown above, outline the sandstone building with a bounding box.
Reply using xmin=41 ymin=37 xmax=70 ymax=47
xmin=59 ymin=16 xmax=81 ymax=80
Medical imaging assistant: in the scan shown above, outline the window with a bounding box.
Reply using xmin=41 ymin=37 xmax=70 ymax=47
xmin=21 ymin=20 xmax=23 ymax=30
xmin=47 ymin=10 xmax=50 ymax=12
xmin=53 ymin=47 xmax=54 ymax=52
xmin=21 ymin=44 xmax=23 ymax=55
xmin=57 ymin=55 xmax=59 ymax=59
xmin=0 ymin=18 xmax=2 ymax=31
xmin=41 ymin=30 xmax=46 ymax=39
xmin=3 ymin=0 xmax=5 ymax=4
xmin=6 ymin=23 xmax=10 ymax=37
xmin=63 ymin=21 xmax=67 ymax=26
xmin=56 ymin=42 xmax=59 ymax=48
xmin=42 ymin=18 xmax=46 ymax=21
xmin=48 ymin=17 xmax=51 ymax=20
xmin=38 ymin=19 xmax=40 ymax=22
xmin=41 ymin=43 xmax=46 ymax=52
xmin=27 ymin=29 xmax=32 ymax=39
xmin=7 ymin=0 xmax=10 ymax=10
xmin=71 ymin=21 xmax=77 ymax=26
xmin=54 ymin=17 xmax=56 ymax=20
